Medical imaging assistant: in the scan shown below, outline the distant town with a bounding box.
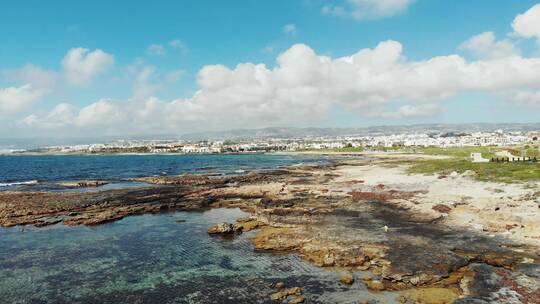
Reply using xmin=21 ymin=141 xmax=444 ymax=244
xmin=4 ymin=130 xmax=539 ymax=155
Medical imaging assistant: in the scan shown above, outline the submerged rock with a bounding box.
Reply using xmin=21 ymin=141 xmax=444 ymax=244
xmin=288 ymin=295 xmax=305 ymax=303
xmin=270 ymin=287 xmax=302 ymax=301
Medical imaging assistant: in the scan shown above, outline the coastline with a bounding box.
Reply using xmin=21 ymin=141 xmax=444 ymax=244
xmin=1 ymin=151 xmax=269 ymax=156
xmin=1 ymin=155 xmax=539 ymax=303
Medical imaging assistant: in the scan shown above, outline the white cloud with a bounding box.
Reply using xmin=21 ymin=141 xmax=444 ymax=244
xmin=62 ymin=48 xmax=114 ymax=86
xmin=23 ymin=103 xmax=77 ymax=128
xmin=76 ymin=99 xmax=126 ymax=127
xmin=14 ymin=4 xmax=540 ymax=136
xmin=512 ymin=3 xmax=540 ymax=41
xmin=322 ymin=0 xmax=414 ymax=20
xmin=147 ymin=44 xmax=165 ymax=56
xmin=132 ymin=66 xmax=162 ymax=100
xmin=283 ymin=24 xmax=297 ymax=36
xmin=4 ymin=64 xmax=58 ymax=90
xmin=23 ymin=38 xmax=540 ymax=134
xmin=0 ymin=85 xmax=44 ymax=115
xmin=459 ymin=32 xmax=520 ymax=59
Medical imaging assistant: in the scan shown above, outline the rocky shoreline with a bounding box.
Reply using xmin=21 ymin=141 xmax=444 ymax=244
xmin=1 ymin=157 xmax=539 ymax=303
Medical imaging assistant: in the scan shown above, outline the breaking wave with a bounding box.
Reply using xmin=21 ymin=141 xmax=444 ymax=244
xmin=0 ymin=180 xmax=38 ymax=187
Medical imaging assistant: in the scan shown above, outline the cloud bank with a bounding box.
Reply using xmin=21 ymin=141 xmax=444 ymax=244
xmin=22 ymin=37 xmax=540 ymax=134
xmin=3 ymin=3 xmax=540 ymax=136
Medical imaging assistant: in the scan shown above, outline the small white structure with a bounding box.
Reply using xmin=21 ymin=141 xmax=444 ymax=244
xmin=470 ymin=152 xmax=490 ymax=163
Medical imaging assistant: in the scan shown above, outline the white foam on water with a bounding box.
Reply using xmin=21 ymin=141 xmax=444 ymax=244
xmin=0 ymin=180 xmax=38 ymax=187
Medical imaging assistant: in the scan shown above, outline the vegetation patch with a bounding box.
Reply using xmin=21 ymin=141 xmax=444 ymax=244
xmin=402 ymin=158 xmax=540 ymax=183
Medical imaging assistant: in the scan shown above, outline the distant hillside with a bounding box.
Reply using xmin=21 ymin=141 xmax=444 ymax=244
xmin=180 ymin=123 xmax=540 ymax=140
xmin=3 ymin=123 xmax=539 ymax=149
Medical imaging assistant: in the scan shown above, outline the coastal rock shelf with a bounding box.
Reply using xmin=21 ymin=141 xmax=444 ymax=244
xmin=1 ymin=158 xmax=539 ymax=303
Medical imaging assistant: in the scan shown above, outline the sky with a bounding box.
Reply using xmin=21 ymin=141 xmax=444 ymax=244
xmin=1 ymin=0 xmax=540 ymax=138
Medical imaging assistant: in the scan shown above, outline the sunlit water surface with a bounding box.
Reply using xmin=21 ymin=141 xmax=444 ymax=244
xmin=0 ymin=209 xmax=398 ymax=304
xmin=0 ymin=154 xmax=398 ymax=303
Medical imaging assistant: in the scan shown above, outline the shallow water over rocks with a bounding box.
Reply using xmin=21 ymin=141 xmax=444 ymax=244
xmin=0 ymin=208 xmax=398 ymax=304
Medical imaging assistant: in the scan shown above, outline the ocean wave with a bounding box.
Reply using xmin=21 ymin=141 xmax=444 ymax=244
xmin=0 ymin=180 xmax=38 ymax=187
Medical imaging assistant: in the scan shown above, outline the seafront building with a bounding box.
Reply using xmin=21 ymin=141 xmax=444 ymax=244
xmin=10 ymin=130 xmax=539 ymax=155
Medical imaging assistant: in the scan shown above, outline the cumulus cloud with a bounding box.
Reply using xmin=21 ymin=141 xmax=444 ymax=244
xmin=4 ymin=64 xmax=58 ymax=90
xmin=132 ymin=66 xmax=162 ymax=100
xmin=459 ymin=32 xmax=520 ymax=59
xmin=283 ymin=24 xmax=297 ymax=36
xmin=23 ymin=103 xmax=77 ymax=128
xmin=512 ymin=3 xmax=540 ymax=41
xmin=322 ymin=0 xmax=414 ymax=20
xmin=15 ymin=3 xmax=540 ymax=135
xmin=62 ymin=48 xmax=114 ymax=86
xmin=22 ymin=38 xmax=540 ymax=134
xmin=0 ymin=85 xmax=44 ymax=115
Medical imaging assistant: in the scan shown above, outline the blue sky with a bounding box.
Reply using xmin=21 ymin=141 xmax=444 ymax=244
xmin=1 ymin=0 xmax=540 ymax=137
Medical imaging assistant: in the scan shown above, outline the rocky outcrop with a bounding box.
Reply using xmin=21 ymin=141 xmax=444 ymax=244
xmin=270 ymin=283 xmax=304 ymax=303
xmin=207 ymin=219 xmax=265 ymax=235
xmin=340 ymin=272 xmax=354 ymax=285
xmin=1 ymin=160 xmax=538 ymax=302
xmin=59 ymin=180 xmax=108 ymax=188
xmin=234 ymin=218 xmax=265 ymax=232
xmin=207 ymin=222 xmax=239 ymax=234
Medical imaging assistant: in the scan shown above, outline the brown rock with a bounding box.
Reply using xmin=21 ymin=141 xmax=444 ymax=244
xmin=432 ymin=204 xmax=452 ymax=214
xmin=270 ymin=287 xmax=302 ymax=301
xmin=235 ymin=219 xmax=264 ymax=232
xmin=207 ymin=222 xmax=238 ymax=234
xmin=362 ymin=278 xmax=385 ymax=292
xmin=340 ymin=272 xmax=355 ymax=285
xmin=398 ymin=288 xmax=459 ymax=304
xmin=60 ymin=180 xmax=108 ymax=188
xmin=250 ymin=227 xmax=301 ymax=251
xmin=289 ymin=295 xmax=305 ymax=304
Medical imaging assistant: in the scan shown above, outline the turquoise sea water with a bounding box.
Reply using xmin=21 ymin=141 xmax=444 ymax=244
xmin=0 ymin=209 xmax=397 ymax=304
xmin=0 ymin=154 xmax=398 ymax=303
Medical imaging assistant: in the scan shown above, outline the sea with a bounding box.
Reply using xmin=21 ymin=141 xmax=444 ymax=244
xmin=0 ymin=154 xmax=330 ymax=191
xmin=0 ymin=154 xmax=397 ymax=303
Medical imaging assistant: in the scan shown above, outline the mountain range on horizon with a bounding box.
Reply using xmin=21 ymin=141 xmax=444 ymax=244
xmin=179 ymin=123 xmax=540 ymax=140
